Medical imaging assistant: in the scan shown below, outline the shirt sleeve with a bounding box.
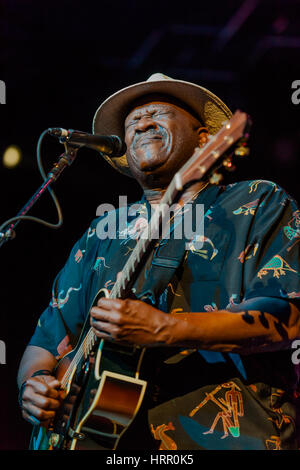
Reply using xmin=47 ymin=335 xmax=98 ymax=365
xmin=28 ymin=227 xmax=91 ymax=359
xmin=242 ymin=183 xmax=300 ymax=304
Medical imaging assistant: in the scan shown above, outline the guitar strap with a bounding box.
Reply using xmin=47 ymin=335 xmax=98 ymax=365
xmin=133 ymin=184 xmax=222 ymax=307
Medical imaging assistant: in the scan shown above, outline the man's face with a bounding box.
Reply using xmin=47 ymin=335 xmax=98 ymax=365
xmin=124 ymin=99 xmax=202 ymax=189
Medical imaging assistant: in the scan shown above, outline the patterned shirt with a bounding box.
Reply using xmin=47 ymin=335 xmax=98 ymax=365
xmin=29 ymin=180 xmax=300 ymax=450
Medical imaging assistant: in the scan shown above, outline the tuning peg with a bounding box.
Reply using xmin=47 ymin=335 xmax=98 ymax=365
xmin=234 ymin=138 xmax=250 ymax=158
xmin=223 ymin=157 xmax=236 ymax=172
xmin=234 ymin=145 xmax=250 ymax=157
xmin=223 ymin=157 xmax=233 ymax=168
xmin=209 ymin=172 xmax=223 ymax=184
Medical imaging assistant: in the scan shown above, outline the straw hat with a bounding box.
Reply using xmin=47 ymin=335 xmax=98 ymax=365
xmin=92 ymin=73 xmax=232 ymax=177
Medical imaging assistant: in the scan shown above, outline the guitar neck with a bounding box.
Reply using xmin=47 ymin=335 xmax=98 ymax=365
xmin=110 ymin=178 xmax=179 ymax=299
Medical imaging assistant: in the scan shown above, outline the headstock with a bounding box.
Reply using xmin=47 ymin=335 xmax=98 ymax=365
xmin=174 ymin=110 xmax=251 ymax=191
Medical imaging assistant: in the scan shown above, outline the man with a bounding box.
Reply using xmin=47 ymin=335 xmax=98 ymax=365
xmin=18 ymin=73 xmax=300 ymax=450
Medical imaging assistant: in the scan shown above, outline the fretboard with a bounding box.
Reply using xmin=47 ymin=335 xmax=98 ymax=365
xmin=110 ymin=179 xmax=178 ymax=299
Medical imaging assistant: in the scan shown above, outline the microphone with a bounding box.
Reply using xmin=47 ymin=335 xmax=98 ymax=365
xmin=48 ymin=128 xmax=127 ymax=157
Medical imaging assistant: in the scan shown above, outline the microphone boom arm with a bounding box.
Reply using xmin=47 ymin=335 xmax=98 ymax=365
xmin=0 ymin=142 xmax=79 ymax=248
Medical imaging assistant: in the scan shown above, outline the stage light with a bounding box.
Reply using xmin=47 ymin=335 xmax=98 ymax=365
xmin=2 ymin=145 xmax=22 ymax=168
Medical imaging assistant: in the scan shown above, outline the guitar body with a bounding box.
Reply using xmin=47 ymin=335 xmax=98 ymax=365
xmin=30 ymin=288 xmax=147 ymax=450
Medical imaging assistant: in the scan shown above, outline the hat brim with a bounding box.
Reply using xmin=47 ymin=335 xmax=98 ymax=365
xmin=92 ymin=78 xmax=232 ymax=178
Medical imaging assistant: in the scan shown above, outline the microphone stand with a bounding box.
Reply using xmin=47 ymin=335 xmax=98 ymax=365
xmin=0 ymin=143 xmax=79 ymax=249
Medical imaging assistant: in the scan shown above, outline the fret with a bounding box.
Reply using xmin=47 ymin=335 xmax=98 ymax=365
xmin=116 ymin=286 xmax=120 ymax=299
xmin=127 ymin=257 xmax=135 ymax=276
xmin=165 ymin=179 xmax=177 ymax=203
xmin=113 ymin=283 xmax=120 ymax=299
xmin=117 ymin=283 xmax=121 ymax=298
xmin=174 ymin=172 xmax=183 ymax=191
xmin=122 ymin=265 xmax=129 ymax=282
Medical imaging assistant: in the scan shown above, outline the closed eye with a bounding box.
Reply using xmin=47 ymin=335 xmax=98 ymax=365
xmin=125 ymin=109 xmax=173 ymax=130
xmin=154 ymin=111 xmax=172 ymax=118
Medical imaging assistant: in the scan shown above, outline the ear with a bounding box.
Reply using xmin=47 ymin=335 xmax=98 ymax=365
xmin=196 ymin=126 xmax=209 ymax=146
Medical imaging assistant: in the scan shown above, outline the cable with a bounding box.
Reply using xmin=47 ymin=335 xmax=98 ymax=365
xmin=0 ymin=130 xmax=64 ymax=242
xmin=35 ymin=129 xmax=63 ymax=229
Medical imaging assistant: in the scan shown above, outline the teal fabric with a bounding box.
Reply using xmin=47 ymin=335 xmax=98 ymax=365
xmin=29 ymin=180 xmax=300 ymax=449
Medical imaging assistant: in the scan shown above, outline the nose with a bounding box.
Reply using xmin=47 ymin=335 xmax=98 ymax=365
xmin=134 ymin=115 xmax=158 ymax=133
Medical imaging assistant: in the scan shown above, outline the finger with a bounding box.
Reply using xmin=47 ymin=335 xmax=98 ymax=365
xmin=96 ymin=297 xmax=125 ymax=310
xmin=92 ymin=327 xmax=132 ymax=346
xmin=22 ymin=410 xmax=41 ymax=426
xmin=25 ymin=378 xmax=61 ymax=399
xmin=90 ymin=318 xmax=113 ymax=332
xmin=47 ymin=379 xmax=64 ymax=392
xmin=90 ymin=306 xmax=121 ymax=324
xmin=90 ymin=311 xmax=108 ymax=325
xmin=23 ymin=392 xmax=61 ymax=411
xmin=41 ymin=375 xmax=63 ymax=389
xmin=22 ymin=401 xmax=57 ymax=422
xmin=27 ymin=376 xmax=61 ymax=388
xmin=92 ymin=325 xmax=114 ymax=340
xmin=23 ymin=378 xmax=61 ymax=399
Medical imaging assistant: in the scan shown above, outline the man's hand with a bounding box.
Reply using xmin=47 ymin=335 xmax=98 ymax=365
xmin=90 ymin=298 xmax=177 ymax=347
xmin=20 ymin=375 xmax=62 ymax=427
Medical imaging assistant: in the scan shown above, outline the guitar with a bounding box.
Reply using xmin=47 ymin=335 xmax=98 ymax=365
xmin=30 ymin=110 xmax=250 ymax=450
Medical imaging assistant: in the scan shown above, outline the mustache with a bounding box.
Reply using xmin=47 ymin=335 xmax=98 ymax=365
xmin=133 ymin=127 xmax=167 ymax=146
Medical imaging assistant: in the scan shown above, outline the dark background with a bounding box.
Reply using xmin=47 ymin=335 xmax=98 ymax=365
xmin=0 ymin=0 xmax=299 ymax=450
